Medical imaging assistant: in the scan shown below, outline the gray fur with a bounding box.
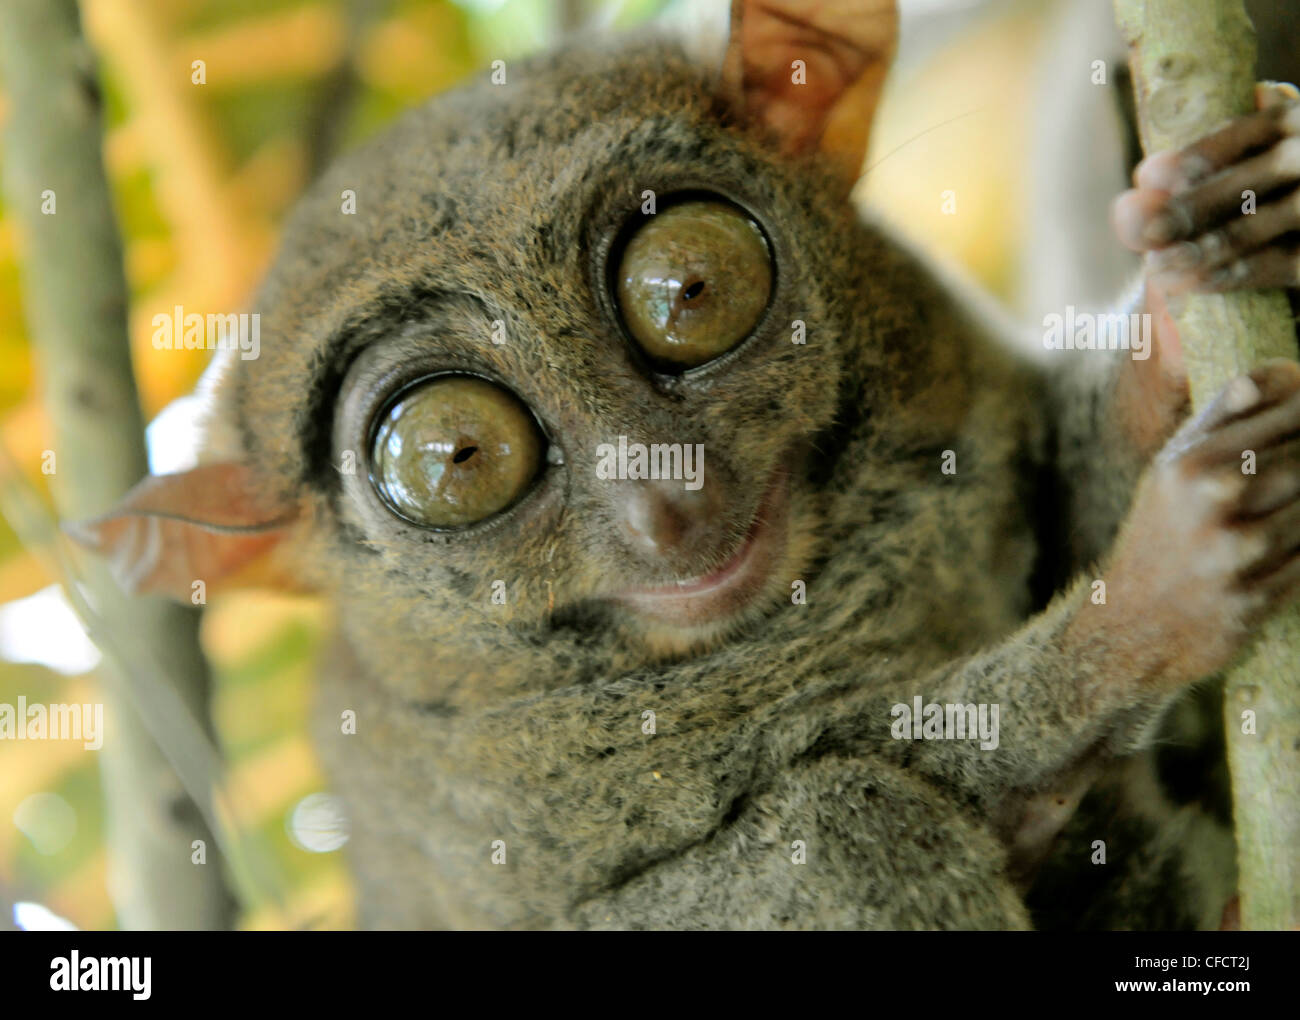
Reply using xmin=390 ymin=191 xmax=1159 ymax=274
xmin=213 ymin=40 xmax=1235 ymax=929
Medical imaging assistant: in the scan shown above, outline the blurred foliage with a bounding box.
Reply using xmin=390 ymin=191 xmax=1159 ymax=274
xmin=0 ymin=0 xmax=1040 ymax=929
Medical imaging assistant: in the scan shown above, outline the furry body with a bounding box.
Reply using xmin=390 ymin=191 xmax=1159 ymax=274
xmin=206 ymin=41 xmax=1239 ymax=929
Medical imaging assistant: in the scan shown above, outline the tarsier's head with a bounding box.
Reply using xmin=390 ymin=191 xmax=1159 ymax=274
xmin=80 ymin=2 xmax=930 ymax=680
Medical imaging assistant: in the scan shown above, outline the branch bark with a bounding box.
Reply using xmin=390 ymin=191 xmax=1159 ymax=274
xmin=0 ymin=0 xmax=234 ymax=929
xmin=304 ymin=0 xmax=393 ymax=181
xmin=1112 ymin=0 xmax=1299 ymax=930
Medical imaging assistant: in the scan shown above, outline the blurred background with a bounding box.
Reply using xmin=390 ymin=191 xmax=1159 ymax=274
xmin=0 ymin=0 xmax=1136 ymax=929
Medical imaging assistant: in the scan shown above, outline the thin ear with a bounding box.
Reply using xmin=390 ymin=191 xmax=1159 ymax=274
xmin=63 ymin=462 xmax=303 ymax=601
xmin=722 ymin=0 xmax=899 ymax=190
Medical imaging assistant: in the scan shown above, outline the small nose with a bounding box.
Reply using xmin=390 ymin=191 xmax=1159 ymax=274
xmin=618 ymin=480 xmax=721 ymax=558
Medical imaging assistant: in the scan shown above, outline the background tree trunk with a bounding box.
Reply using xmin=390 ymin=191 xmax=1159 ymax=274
xmin=0 ymin=0 xmax=234 ymax=929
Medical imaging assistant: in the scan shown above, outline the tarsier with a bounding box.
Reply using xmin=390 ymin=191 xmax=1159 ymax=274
xmin=75 ymin=0 xmax=1300 ymax=928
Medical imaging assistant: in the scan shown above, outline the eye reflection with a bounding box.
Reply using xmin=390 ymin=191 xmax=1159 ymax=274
xmin=370 ymin=376 xmax=543 ymax=528
xmin=615 ymin=199 xmax=772 ymax=369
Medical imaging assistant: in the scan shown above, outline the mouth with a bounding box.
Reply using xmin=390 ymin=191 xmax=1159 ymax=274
xmin=612 ymin=464 xmax=790 ymax=629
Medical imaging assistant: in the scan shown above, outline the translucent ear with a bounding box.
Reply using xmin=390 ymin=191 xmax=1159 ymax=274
xmin=722 ymin=0 xmax=899 ymax=190
xmin=63 ymin=462 xmax=302 ymax=601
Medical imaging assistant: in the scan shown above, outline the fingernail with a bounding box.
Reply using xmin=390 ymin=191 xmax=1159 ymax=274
xmin=1222 ymin=375 xmax=1261 ymax=413
xmin=1178 ymin=154 xmax=1214 ymax=187
xmin=1261 ymin=80 xmax=1300 ymax=106
xmin=1135 ymin=151 xmax=1179 ymax=190
xmin=1257 ymin=82 xmax=1285 ymax=110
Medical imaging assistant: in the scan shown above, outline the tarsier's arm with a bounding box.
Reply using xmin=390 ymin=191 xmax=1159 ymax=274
xmin=973 ymin=86 xmax=1300 ymax=888
xmin=1017 ymin=64 xmax=1300 ymax=923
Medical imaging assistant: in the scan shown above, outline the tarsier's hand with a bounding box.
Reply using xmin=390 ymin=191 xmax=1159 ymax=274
xmin=1098 ymin=84 xmax=1300 ymax=463
xmin=1097 ymin=359 xmax=1300 ymax=687
xmin=1112 ymin=81 xmax=1300 ymax=292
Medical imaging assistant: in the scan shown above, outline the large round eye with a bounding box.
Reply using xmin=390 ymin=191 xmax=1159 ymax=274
xmin=615 ymin=199 xmax=772 ymax=369
xmin=370 ymin=376 xmax=542 ymax=529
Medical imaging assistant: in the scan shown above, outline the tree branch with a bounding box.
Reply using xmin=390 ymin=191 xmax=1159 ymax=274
xmin=0 ymin=0 xmax=234 ymax=929
xmin=1112 ymin=0 xmax=1299 ymax=930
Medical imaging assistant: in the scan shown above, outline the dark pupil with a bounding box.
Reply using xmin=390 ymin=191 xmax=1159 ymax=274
xmin=682 ymin=280 xmax=706 ymax=301
xmin=452 ymin=445 xmax=478 ymax=464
